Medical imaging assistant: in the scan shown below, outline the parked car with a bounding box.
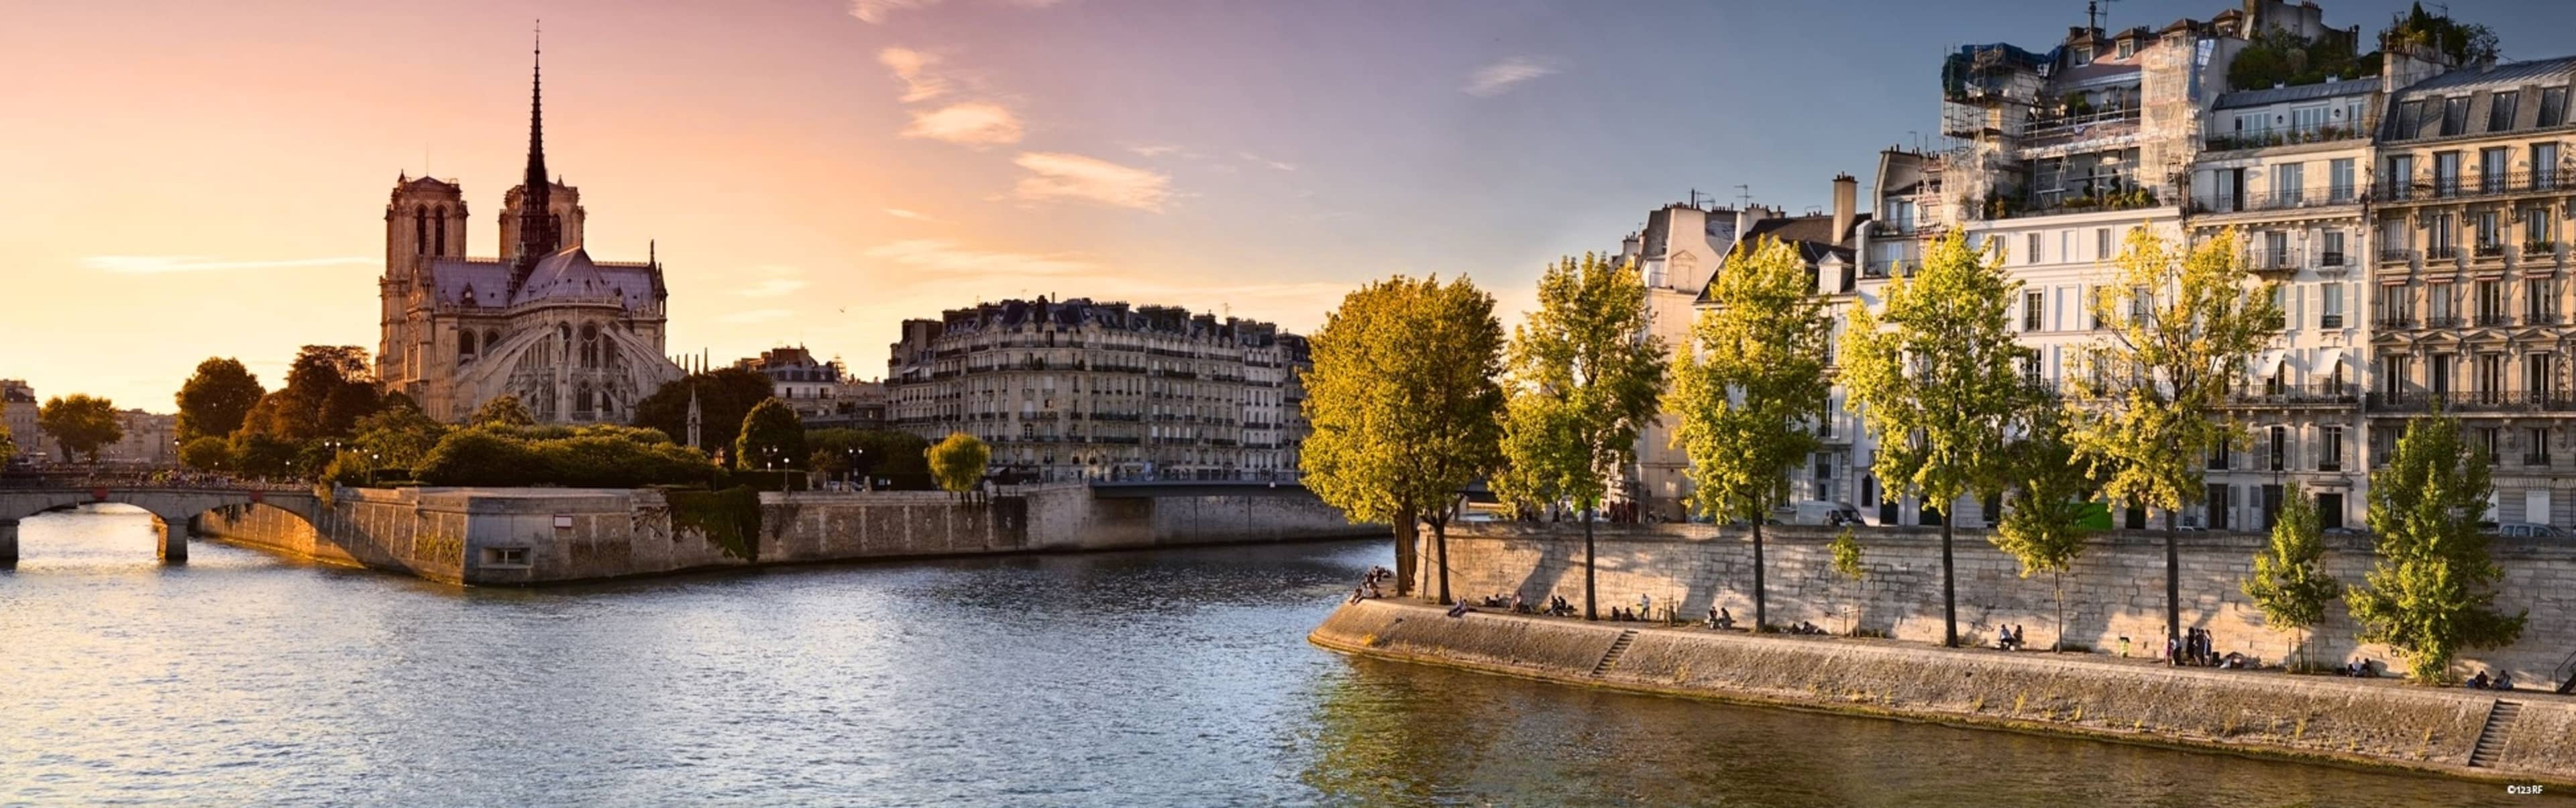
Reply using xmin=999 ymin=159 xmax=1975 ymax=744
xmin=2492 ymin=522 xmax=2565 ymax=539
xmin=1776 ymin=500 xmax=1863 ymax=526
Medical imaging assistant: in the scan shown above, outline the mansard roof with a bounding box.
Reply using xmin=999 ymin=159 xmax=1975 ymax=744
xmin=2212 ymin=78 xmax=2375 ymax=111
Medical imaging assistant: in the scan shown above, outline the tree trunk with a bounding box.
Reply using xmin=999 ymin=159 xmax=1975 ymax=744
xmin=2164 ymin=509 xmax=2180 ymax=658
xmin=1434 ymin=510 xmax=1452 ymax=606
xmin=2053 ymin=570 xmax=2067 ymax=653
xmin=1392 ymin=510 xmax=1419 ymax=599
xmin=1940 ymin=506 xmax=1957 ymax=648
xmin=1752 ymin=518 xmax=1768 ymax=632
xmin=1583 ymin=506 xmax=1598 ymax=621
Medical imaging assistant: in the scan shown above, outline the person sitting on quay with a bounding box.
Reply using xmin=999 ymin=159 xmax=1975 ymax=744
xmin=1509 ymin=593 xmax=1526 ymax=614
xmin=1446 ymin=599 xmax=1472 ymax=619
xmin=2468 ymin=671 xmax=2493 ymax=689
xmin=2496 ymin=672 xmax=2515 ymax=690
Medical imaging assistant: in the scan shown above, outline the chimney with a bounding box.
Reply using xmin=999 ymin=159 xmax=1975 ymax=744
xmin=1831 ymin=174 xmax=1858 ymax=243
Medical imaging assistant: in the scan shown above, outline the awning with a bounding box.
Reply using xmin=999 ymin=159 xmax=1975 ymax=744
xmin=2316 ymin=348 xmax=2343 ymax=376
xmin=2258 ymin=351 xmax=2288 ymax=378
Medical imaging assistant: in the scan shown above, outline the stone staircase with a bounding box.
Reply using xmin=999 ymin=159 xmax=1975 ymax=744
xmin=1591 ymin=630 xmax=1638 ymax=678
xmin=2467 ymin=699 xmax=2522 ymax=768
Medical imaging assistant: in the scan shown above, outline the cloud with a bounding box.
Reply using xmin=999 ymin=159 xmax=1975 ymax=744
xmin=902 ymin=102 xmax=1024 ymax=146
xmin=883 ymin=208 xmax=937 ymax=222
xmin=1009 ymin=152 xmax=1173 ymax=211
xmin=737 ymin=280 xmax=808 ymax=298
xmin=718 ymin=309 xmax=794 ymax=324
xmin=1464 ymin=56 xmax=1558 ymax=97
xmin=865 ymin=239 xmax=1098 ymax=278
xmin=878 ymin=47 xmax=949 ymax=103
xmin=848 ymin=0 xmax=1059 ymax=24
xmin=83 ymin=255 xmax=374 ymax=274
xmin=1127 ymin=143 xmax=1183 ymax=158
xmin=1238 ymin=152 xmax=1297 ymax=172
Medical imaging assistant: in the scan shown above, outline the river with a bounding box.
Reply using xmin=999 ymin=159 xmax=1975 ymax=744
xmin=0 ymin=507 xmax=2546 ymax=806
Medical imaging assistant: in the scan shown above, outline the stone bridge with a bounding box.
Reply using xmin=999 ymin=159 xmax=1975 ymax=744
xmin=0 ymin=485 xmax=323 ymax=563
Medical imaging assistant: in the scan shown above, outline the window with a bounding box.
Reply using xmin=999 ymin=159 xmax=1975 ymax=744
xmin=2434 ymin=151 xmax=2462 ymax=196
xmin=2530 ymin=427 xmax=2553 ymax=467
xmin=2129 ymin=285 xmax=2150 ymax=325
xmin=2116 ymin=38 xmax=2135 ymax=59
xmin=483 ymin=547 xmax=530 ymax=566
xmin=2026 ymin=233 xmax=2042 ymax=264
xmin=2538 ymin=143 xmax=2562 ymax=188
xmin=2268 ymin=425 xmax=2287 ymax=471
xmin=2478 ymin=353 xmax=2505 ymax=402
xmin=2479 ymin=426 xmax=2501 ymax=461
xmin=2479 ymin=280 xmax=2505 ymax=323
xmin=2398 ymin=99 xmax=2424 ymax=135
xmin=2207 ymin=440 xmax=2231 ymax=470
xmin=2529 ymin=353 xmax=2554 ymax=402
xmin=2528 ymin=207 xmax=2554 ymax=247
xmin=2429 ymin=212 xmax=2457 ymax=257
xmin=2317 ymin=493 xmax=2344 ymax=530
xmin=2478 ymin=211 xmax=2503 ymax=252
xmin=2431 ymin=353 xmax=2454 ymax=396
xmin=2491 ymin=91 xmax=2520 ymax=133
xmin=2292 ymin=105 xmax=2330 ymax=137
xmin=2323 ymin=231 xmax=2346 ymax=266
xmin=2442 ymin=96 xmax=2470 ymax=136
xmin=2322 ymin=284 xmax=2344 ymax=329
xmin=2542 ymin=87 xmax=2569 ymax=128
xmin=2384 ymin=154 xmax=2415 ymax=199
xmin=2274 ymin=162 xmax=2304 ymax=206
xmin=2096 ymin=227 xmax=2112 ymax=259
xmin=2263 ymin=230 xmax=2290 ymax=270
xmin=2329 ymin=158 xmax=2355 ymax=201
xmin=2534 ymin=278 xmax=2560 ymax=324
xmin=2481 ymin=147 xmax=2510 ymax=193
xmin=2024 ymin=291 xmax=2043 ymax=331
xmin=2382 ymin=355 xmax=2412 ymax=398
xmin=2320 ymin=425 xmax=2344 ymax=471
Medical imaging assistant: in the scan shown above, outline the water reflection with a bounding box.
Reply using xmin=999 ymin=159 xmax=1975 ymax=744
xmin=0 ymin=512 xmax=2540 ymax=806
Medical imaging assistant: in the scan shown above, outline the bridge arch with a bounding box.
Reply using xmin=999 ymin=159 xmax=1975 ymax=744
xmin=0 ymin=487 xmax=324 ymax=564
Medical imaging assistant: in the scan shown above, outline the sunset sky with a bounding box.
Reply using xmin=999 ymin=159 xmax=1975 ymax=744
xmin=5 ymin=0 xmax=2572 ymax=410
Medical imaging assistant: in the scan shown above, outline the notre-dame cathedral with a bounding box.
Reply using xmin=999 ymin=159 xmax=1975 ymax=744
xmin=377 ymin=42 xmax=683 ymax=424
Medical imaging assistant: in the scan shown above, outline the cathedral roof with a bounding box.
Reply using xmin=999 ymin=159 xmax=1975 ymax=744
xmin=426 ymin=248 xmax=659 ymax=312
xmin=512 ymin=245 xmax=612 ymax=305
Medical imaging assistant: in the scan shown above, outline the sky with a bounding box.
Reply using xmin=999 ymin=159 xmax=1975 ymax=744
xmin=5 ymin=0 xmax=2575 ymax=411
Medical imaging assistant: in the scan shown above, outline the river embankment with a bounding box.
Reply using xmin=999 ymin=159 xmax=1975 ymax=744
xmin=1311 ymin=598 xmax=2576 ymax=786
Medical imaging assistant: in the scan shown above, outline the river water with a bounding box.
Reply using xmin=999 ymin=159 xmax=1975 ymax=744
xmin=0 ymin=507 xmax=2548 ymax=806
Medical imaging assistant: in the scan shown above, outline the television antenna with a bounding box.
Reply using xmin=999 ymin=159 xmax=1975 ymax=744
xmin=2087 ymin=0 xmax=2120 ymax=32
xmin=1733 ymin=184 xmax=1752 ymax=210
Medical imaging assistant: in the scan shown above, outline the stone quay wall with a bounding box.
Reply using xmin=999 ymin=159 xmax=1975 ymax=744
xmin=199 ymin=483 xmax=1371 ymax=585
xmin=1312 ymin=599 xmax=2576 ymax=785
xmin=1419 ymin=524 xmax=2576 ymax=685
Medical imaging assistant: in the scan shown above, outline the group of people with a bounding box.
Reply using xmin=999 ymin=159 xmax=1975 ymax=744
xmin=2467 ymin=670 xmax=2518 ymax=690
xmin=1345 ymin=567 xmax=1391 ymax=603
xmin=1706 ymin=606 xmax=1736 ymax=630
xmin=1784 ymin=620 xmax=1828 ymax=635
xmin=2167 ymin=628 xmax=2219 ymax=667
xmin=1994 ymin=625 xmax=2029 ymax=651
xmin=2339 ymin=658 xmax=2377 ymax=678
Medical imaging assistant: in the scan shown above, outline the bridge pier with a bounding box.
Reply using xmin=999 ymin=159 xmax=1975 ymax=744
xmin=158 ymin=516 xmax=186 ymax=563
xmin=0 ymin=518 xmax=17 ymax=564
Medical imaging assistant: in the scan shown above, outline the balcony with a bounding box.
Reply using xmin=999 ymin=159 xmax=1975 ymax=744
xmin=2202 ymin=123 xmax=2363 ymax=152
xmin=2529 ymin=311 xmax=2564 ymax=326
xmin=2245 ymin=248 xmax=2303 ymax=274
xmin=2475 ymin=243 xmax=2509 ymax=261
xmin=2320 ymin=251 xmax=2348 ymax=268
xmin=2019 ymin=107 xmax=2141 ymax=148
xmin=2427 ymin=245 xmax=2461 ymax=262
xmin=1984 ymin=184 xmax=2162 ymax=221
xmin=2374 ymin=316 xmax=2417 ymax=329
xmin=2476 ymin=313 xmax=2515 ymax=327
xmin=2373 ymin=171 xmax=2576 ymax=204
xmin=2191 ymin=186 xmax=2359 ymax=215
xmin=2367 ymin=390 xmax=2576 ymax=413
xmin=2320 ymin=313 xmax=2345 ymax=329
xmin=2229 ymin=382 xmax=2357 ymax=406
xmin=2377 ymin=247 xmax=2415 ymax=266
xmin=2525 ymin=453 xmax=2555 ymax=468
xmin=2524 ymin=241 xmax=2563 ymax=262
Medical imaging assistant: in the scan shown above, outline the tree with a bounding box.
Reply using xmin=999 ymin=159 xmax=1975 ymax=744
xmin=175 ymin=357 xmax=265 ymax=442
xmin=470 ymin=394 xmax=537 ymax=428
xmin=632 ymin=368 xmax=775 ymax=457
xmin=735 ymin=398 xmax=806 ymax=473
xmin=1667 ymin=237 xmax=1831 ymax=630
xmin=1992 ymin=404 xmax=2097 ymax=652
xmin=353 ymin=400 xmax=451 ymax=476
xmin=1496 ymin=253 xmax=1670 ymax=620
xmin=226 ymin=430 xmax=299 ymax=479
xmin=1842 ymin=229 xmax=2037 ymax=646
xmin=808 ymin=428 xmax=932 ymax=487
xmin=0 ymin=396 xmax=15 ymax=461
xmin=179 ymin=436 xmax=231 ymax=472
xmin=2243 ymin=482 xmax=2341 ymax=671
xmin=1301 ymin=275 xmax=1505 ymax=603
xmin=926 ymin=432 xmax=991 ymax=500
xmin=2067 ymin=228 xmax=2282 ymax=654
xmin=38 ymin=394 xmax=124 ymax=465
xmin=237 ymin=345 xmax=380 ymax=442
xmin=2349 ymin=414 xmax=2526 ymax=683
xmin=1830 ymin=528 xmax=1866 ymax=635
xmin=2381 ymin=3 xmax=2500 ymax=66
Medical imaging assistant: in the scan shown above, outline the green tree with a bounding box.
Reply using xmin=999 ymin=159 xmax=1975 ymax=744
xmin=2243 ymin=482 xmax=2341 ymax=671
xmin=632 ymin=367 xmax=776 ymax=457
xmin=807 ymin=428 xmax=932 ymax=488
xmin=1841 ymin=229 xmax=2037 ymax=646
xmin=178 ymin=435 xmax=231 ymax=472
xmin=2068 ymin=228 xmax=2282 ymax=652
xmin=1496 ymin=253 xmax=1670 ymax=619
xmin=174 ymin=357 xmax=266 ymax=442
xmin=225 ymin=431 xmax=299 ymax=480
xmin=926 ymin=432 xmax=991 ymax=500
xmin=735 ymin=398 xmax=806 ymax=474
xmin=0 ymin=395 xmax=15 ymax=461
xmin=38 ymin=394 xmax=125 ymax=465
xmin=1301 ymin=275 xmax=1505 ymax=603
xmin=470 ymin=394 xmax=537 ymax=428
xmin=1830 ymin=528 xmax=1866 ymax=634
xmin=2349 ymin=414 xmax=2526 ymax=683
xmin=352 ymin=399 xmax=451 ymax=476
xmin=237 ymin=345 xmax=380 ymax=443
xmin=1992 ymin=404 xmax=2097 ymax=651
xmin=1666 ymin=237 xmax=1831 ymax=630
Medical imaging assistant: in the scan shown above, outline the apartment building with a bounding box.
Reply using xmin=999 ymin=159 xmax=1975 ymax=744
xmin=2367 ymin=52 xmax=2576 ymax=527
xmin=884 ymin=297 xmax=1309 ymax=483
xmin=1619 ymin=200 xmax=1770 ymax=518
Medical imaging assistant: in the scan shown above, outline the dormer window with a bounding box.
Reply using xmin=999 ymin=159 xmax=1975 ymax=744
xmin=2072 ymin=46 xmax=2094 ymax=66
xmin=2116 ymin=38 xmax=2135 ymax=59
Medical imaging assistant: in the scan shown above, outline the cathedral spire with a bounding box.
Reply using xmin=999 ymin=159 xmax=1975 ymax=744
xmin=515 ymin=21 xmax=557 ymax=275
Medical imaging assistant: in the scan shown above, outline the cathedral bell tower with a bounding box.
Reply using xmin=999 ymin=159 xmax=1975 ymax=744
xmin=382 ymin=174 xmax=465 ymax=386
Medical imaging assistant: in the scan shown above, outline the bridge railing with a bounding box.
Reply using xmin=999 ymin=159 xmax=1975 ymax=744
xmin=0 ymin=471 xmax=308 ymax=492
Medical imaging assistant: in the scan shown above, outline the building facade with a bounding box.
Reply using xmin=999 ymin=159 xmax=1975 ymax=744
xmin=735 ymin=347 xmax=890 ymax=430
xmin=376 ymin=46 xmax=682 ymax=424
xmin=885 ymin=298 xmax=1309 ymax=483
xmin=2 ymin=380 xmax=37 ymax=462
